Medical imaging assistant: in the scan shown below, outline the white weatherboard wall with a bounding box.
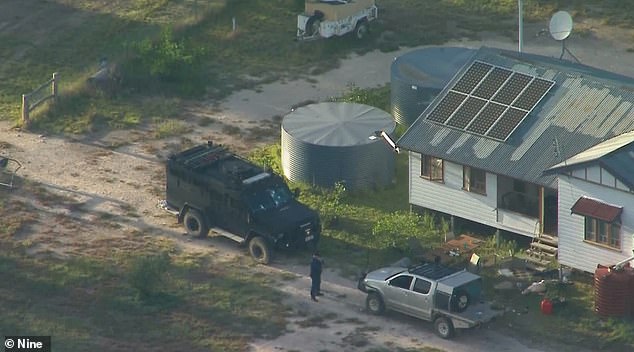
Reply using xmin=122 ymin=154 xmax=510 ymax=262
xmin=408 ymin=152 xmax=536 ymax=237
xmin=558 ymin=175 xmax=634 ymax=273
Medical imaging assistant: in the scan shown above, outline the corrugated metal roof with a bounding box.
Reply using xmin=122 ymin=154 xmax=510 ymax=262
xmin=548 ymin=130 xmax=634 ymax=168
xmin=397 ymin=46 xmax=634 ymax=187
xmin=602 ymin=145 xmax=634 ymax=189
xmin=571 ymin=196 xmax=623 ymax=222
xmin=543 ymin=128 xmax=634 ymax=189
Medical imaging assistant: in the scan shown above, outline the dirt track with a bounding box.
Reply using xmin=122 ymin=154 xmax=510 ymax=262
xmin=1 ymin=14 xmax=633 ymax=352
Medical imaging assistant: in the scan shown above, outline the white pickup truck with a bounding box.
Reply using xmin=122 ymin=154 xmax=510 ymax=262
xmin=358 ymin=260 xmax=503 ymax=339
xmin=297 ymin=0 xmax=378 ymax=40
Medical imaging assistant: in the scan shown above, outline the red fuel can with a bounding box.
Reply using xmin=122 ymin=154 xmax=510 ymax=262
xmin=541 ymin=298 xmax=553 ymax=315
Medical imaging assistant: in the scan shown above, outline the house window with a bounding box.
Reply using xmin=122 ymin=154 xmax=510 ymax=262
xmin=584 ymin=217 xmax=621 ymax=249
xmin=421 ymin=155 xmax=443 ymax=182
xmin=573 ymin=196 xmax=623 ymax=249
xmin=463 ymin=166 xmax=486 ymax=194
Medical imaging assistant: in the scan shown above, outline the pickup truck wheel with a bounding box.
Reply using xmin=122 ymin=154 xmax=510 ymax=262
xmin=184 ymin=208 xmax=209 ymax=238
xmin=355 ymin=21 xmax=368 ymax=40
xmin=366 ymin=292 xmax=385 ymax=315
xmin=434 ymin=316 xmax=455 ymax=339
xmin=452 ymin=290 xmax=470 ymax=312
xmin=248 ymin=237 xmax=271 ymax=264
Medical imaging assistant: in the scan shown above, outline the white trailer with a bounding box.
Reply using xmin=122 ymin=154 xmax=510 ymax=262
xmin=297 ymin=0 xmax=378 ymax=41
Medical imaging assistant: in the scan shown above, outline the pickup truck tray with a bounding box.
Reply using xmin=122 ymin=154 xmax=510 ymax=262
xmin=440 ymin=301 xmax=503 ymax=329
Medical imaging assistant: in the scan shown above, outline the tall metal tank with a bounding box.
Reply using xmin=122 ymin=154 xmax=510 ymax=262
xmin=391 ymin=46 xmax=476 ymax=126
xmin=594 ymin=265 xmax=634 ymax=317
xmin=281 ymin=102 xmax=396 ymax=190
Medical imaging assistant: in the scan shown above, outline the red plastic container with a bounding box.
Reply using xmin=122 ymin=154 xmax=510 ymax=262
xmin=541 ymin=298 xmax=553 ymax=315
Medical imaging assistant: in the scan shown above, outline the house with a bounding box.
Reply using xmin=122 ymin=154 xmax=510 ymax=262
xmin=396 ymin=46 xmax=634 ymax=273
xmin=545 ymin=131 xmax=634 ymax=273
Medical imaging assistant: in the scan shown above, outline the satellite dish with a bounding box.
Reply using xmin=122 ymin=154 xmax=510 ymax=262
xmin=549 ymin=11 xmax=573 ymax=41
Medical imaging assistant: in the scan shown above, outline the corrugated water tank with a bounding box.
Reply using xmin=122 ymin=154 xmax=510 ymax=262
xmin=594 ymin=265 xmax=634 ymax=317
xmin=281 ymin=102 xmax=396 ymax=190
xmin=391 ymin=46 xmax=475 ymax=126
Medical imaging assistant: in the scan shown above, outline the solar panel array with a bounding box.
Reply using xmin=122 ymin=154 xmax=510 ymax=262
xmin=426 ymin=60 xmax=555 ymax=141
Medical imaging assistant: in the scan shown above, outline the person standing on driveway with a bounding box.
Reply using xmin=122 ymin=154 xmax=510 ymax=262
xmin=310 ymin=251 xmax=324 ymax=302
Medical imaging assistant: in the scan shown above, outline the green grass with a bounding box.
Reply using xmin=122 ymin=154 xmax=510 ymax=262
xmin=6 ymin=1 xmax=633 ymax=134
xmin=0 ymin=240 xmax=289 ymax=351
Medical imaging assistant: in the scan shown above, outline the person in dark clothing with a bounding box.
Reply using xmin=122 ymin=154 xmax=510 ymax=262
xmin=310 ymin=251 xmax=324 ymax=302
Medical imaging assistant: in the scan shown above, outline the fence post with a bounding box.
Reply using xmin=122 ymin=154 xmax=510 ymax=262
xmin=52 ymin=72 xmax=58 ymax=100
xmin=21 ymin=94 xmax=29 ymax=126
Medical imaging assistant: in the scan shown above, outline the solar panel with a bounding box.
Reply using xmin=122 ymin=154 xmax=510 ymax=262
xmin=452 ymin=61 xmax=493 ymax=94
xmin=466 ymin=102 xmax=507 ymax=135
xmin=447 ymin=97 xmax=487 ymax=129
xmin=513 ymin=78 xmax=554 ymax=110
xmin=427 ymin=91 xmax=467 ymax=123
xmin=487 ymin=108 xmax=528 ymax=140
xmin=492 ymin=72 xmax=533 ymax=105
xmin=472 ymin=67 xmax=513 ymax=99
xmin=425 ymin=60 xmax=554 ymax=141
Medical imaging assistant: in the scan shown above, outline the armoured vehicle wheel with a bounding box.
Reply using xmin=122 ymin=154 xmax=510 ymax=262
xmin=184 ymin=208 xmax=208 ymax=238
xmin=355 ymin=21 xmax=368 ymax=40
xmin=366 ymin=292 xmax=385 ymax=315
xmin=434 ymin=316 xmax=455 ymax=339
xmin=248 ymin=236 xmax=271 ymax=264
xmin=452 ymin=290 xmax=470 ymax=312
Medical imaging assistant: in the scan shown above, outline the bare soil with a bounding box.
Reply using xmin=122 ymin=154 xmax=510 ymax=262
xmin=2 ymin=13 xmax=633 ymax=352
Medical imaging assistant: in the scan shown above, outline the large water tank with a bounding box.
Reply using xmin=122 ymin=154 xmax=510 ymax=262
xmin=594 ymin=265 xmax=634 ymax=317
xmin=391 ymin=46 xmax=476 ymax=126
xmin=281 ymin=102 xmax=396 ymax=190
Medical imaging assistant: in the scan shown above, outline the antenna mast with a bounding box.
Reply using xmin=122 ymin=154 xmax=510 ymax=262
xmin=518 ymin=0 xmax=523 ymax=53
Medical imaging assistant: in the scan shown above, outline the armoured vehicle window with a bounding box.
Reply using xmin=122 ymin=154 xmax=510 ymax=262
xmin=246 ymin=185 xmax=293 ymax=212
xmin=389 ymin=275 xmax=413 ymax=289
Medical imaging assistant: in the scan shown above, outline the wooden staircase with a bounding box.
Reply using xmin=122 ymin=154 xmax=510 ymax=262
xmin=525 ymin=232 xmax=558 ymax=271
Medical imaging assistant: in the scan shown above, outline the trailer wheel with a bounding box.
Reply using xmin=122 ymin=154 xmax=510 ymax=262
xmin=183 ymin=208 xmax=209 ymax=238
xmin=306 ymin=17 xmax=321 ymax=37
xmin=366 ymin=292 xmax=385 ymax=315
xmin=355 ymin=21 xmax=368 ymax=40
xmin=434 ymin=316 xmax=455 ymax=339
xmin=248 ymin=236 xmax=271 ymax=264
xmin=452 ymin=289 xmax=470 ymax=312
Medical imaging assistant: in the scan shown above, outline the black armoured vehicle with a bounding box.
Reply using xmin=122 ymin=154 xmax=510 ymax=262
xmin=165 ymin=141 xmax=321 ymax=264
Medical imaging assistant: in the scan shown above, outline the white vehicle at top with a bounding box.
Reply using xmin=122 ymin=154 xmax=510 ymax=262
xmin=297 ymin=0 xmax=378 ymax=40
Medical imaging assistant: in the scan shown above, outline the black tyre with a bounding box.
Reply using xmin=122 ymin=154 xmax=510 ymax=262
xmin=451 ymin=290 xmax=470 ymax=313
xmin=355 ymin=21 xmax=368 ymax=40
xmin=434 ymin=316 xmax=455 ymax=339
xmin=248 ymin=236 xmax=271 ymax=264
xmin=306 ymin=17 xmax=321 ymax=37
xmin=183 ymin=208 xmax=208 ymax=238
xmin=366 ymin=292 xmax=385 ymax=315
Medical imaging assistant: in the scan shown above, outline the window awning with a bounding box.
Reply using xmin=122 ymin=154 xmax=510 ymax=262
xmin=571 ymin=196 xmax=623 ymax=222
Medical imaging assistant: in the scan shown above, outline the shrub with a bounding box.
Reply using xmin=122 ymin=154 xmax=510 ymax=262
xmin=128 ymin=252 xmax=172 ymax=300
xmin=370 ymin=211 xmax=446 ymax=251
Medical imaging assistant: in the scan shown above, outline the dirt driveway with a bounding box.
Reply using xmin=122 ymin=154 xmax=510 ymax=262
xmin=1 ymin=15 xmax=633 ymax=352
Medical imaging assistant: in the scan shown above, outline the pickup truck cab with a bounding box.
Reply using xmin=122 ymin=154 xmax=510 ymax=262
xmin=358 ymin=260 xmax=502 ymax=338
